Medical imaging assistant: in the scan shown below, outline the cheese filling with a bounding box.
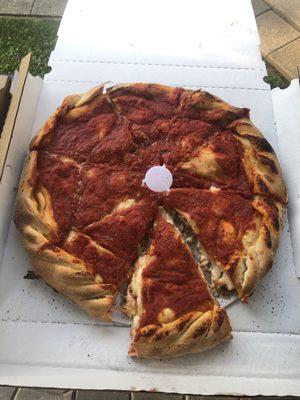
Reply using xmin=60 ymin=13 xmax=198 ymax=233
xmin=169 ymin=210 xmax=235 ymax=294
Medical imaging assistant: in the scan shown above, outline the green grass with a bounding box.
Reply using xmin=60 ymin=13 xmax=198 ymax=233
xmin=0 ymin=16 xmax=60 ymax=76
xmin=264 ymin=62 xmax=290 ymax=89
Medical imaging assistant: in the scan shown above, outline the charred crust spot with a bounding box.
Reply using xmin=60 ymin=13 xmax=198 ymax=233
xmin=263 ymin=197 xmax=274 ymax=207
xmin=75 ymin=271 xmax=92 ymax=278
xmin=215 ymin=310 xmax=225 ymax=330
xmin=256 ymin=176 xmax=271 ymax=196
xmin=272 ymin=214 xmax=280 ymax=231
xmin=247 ymin=135 xmax=274 ymax=153
xmin=202 ymin=91 xmax=215 ymax=100
xmin=261 ymin=198 xmax=280 ymax=231
xmin=177 ymin=319 xmax=188 ymax=331
xmin=141 ymin=327 xmax=157 ymax=337
xmin=259 ymin=155 xmax=278 ymax=174
xmin=240 ymin=108 xmax=250 ymax=118
xmin=192 ymin=321 xmax=210 ymax=338
xmin=264 ymin=226 xmax=272 ymax=249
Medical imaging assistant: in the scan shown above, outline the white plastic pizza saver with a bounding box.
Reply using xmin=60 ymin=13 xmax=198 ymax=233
xmin=143 ymin=165 xmax=173 ymax=193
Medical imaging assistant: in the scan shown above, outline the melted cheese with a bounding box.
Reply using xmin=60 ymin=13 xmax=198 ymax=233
xmin=130 ymin=255 xmax=147 ymax=331
xmin=181 ymin=147 xmax=221 ymax=178
xmin=198 ymin=242 xmax=235 ymax=291
xmin=158 ymin=308 xmax=175 ymax=323
xmin=114 ymin=198 xmax=136 ymax=211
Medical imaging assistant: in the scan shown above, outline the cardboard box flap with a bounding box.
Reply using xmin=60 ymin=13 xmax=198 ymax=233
xmin=272 ymin=79 xmax=300 ymax=277
xmin=46 ymin=58 xmax=268 ymax=90
xmin=0 ymin=76 xmax=11 ymax=133
xmin=0 ymin=54 xmax=31 ymax=181
xmin=57 ymin=0 xmax=263 ymax=70
xmin=50 ymin=39 xmax=266 ymax=72
xmin=0 ymin=54 xmax=43 ymax=263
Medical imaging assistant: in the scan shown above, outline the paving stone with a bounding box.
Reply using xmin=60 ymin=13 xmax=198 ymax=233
xmin=256 ymin=10 xmax=300 ymax=57
xmin=132 ymin=393 xmax=183 ymax=400
xmin=0 ymin=386 xmax=15 ymax=400
xmin=77 ymin=390 xmax=129 ymax=400
xmin=267 ymin=37 xmax=300 ymax=79
xmin=251 ymin=0 xmax=270 ymax=16
xmin=241 ymin=398 xmax=298 ymax=400
xmin=31 ymin=0 xmax=68 ymax=16
xmin=16 ymin=387 xmax=72 ymax=400
xmin=0 ymin=0 xmax=33 ymax=15
xmin=187 ymin=397 xmax=237 ymax=400
xmin=263 ymin=0 xmax=300 ymax=31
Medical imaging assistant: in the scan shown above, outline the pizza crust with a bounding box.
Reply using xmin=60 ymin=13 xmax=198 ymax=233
xmin=16 ymin=213 xmax=113 ymax=319
xmin=15 ymin=151 xmax=53 ymax=238
xmin=234 ymin=197 xmax=285 ymax=298
xmin=26 ymin=237 xmax=113 ymax=319
xmin=228 ymin=117 xmax=287 ymax=204
xmin=129 ymin=306 xmax=231 ymax=358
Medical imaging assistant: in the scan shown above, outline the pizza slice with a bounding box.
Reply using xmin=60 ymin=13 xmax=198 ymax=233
xmin=60 ymin=198 xmax=158 ymax=318
xmin=164 ymin=188 xmax=284 ymax=300
xmin=108 ymin=83 xmax=180 ymax=144
xmin=172 ymin=89 xmax=287 ymax=203
xmin=172 ymin=130 xmax=253 ymax=196
xmin=62 ymin=231 xmax=130 ymax=319
xmin=14 ymin=144 xmax=158 ymax=320
xmin=76 ymin=163 xmax=146 ymax=227
xmin=82 ymin=198 xmax=158 ymax=261
xmin=126 ymin=210 xmax=231 ymax=358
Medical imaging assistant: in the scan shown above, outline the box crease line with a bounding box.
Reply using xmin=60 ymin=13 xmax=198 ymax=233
xmin=44 ymin=80 xmax=268 ymax=91
xmin=50 ymin=59 xmax=266 ymax=71
xmin=0 ymin=362 xmax=298 ymax=381
xmin=0 ymin=318 xmax=298 ymax=337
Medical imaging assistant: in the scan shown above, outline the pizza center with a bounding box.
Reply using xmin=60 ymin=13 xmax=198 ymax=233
xmin=143 ymin=165 xmax=173 ymax=193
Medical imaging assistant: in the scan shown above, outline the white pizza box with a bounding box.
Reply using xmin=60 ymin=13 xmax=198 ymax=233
xmin=55 ymin=0 xmax=265 ymax=71
xmin=0 ymin=60 xmax=299 ymax=397
xmin=0 ymin=0 xmax=299 ymax=395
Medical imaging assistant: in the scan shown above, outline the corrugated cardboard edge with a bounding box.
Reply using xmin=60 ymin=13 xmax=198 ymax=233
xmin=0 ymin=55 xmax=43 ymax=263
xmin=0 ymin=76 xmax=11 ymax=133
xmin=0 ymin=53 xmax=31 ymax=181
xmin=0 ymin=364 xmax=299 ymax=396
